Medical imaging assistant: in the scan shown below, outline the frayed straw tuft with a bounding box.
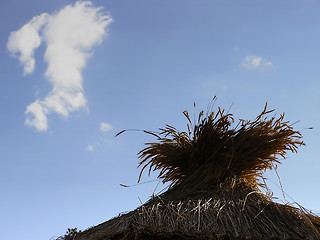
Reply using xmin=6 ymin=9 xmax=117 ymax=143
xmin=138 ymin=100 xmax=304 ymax=190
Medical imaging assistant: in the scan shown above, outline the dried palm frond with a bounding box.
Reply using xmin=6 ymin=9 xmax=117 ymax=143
xmin=138 ymin=99 xmax=304 ymax=190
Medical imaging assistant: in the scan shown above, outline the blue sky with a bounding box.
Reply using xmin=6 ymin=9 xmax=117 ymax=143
xmin=1 ymin=0 xmax=320 ymax=239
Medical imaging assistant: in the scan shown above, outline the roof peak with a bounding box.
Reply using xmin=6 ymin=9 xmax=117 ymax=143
xmin=137 ymin=99 xmax=304 ymax=192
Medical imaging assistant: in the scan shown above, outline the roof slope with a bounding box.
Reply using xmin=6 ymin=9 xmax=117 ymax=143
xmin=75 ymin=183 xmax=320 ymax=240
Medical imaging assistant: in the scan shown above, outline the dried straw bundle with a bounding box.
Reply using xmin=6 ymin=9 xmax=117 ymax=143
xmin=138 ymin=98 xmax=304 ymax=192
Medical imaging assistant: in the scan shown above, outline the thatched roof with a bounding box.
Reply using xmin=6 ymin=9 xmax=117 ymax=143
xmin=74 ymin=180 xmax=320 ymax=240
xmin=72 ymin=99 xmax=320 ymax=240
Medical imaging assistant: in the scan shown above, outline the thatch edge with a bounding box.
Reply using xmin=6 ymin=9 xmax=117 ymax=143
xmin=74 ymin=187 xmax=320 ymax=240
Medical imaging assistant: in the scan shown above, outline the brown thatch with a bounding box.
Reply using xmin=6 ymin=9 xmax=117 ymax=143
xmin=72 ymin=99 xmax=320 ymax=240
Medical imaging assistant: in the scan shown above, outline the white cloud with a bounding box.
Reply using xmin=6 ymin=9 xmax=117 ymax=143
xmin=264 ymin=61 xmax=273 ymax=67
xmin=241 ymin=55 xmax=262 ymax=69
xmin=100 ymin=122 xmax=113 ymax=132
xmin=241 ymin=55 xmax=273 ymax=70
xmin=7 ymin=13 xmax=49 ymax=75
xmin=87 ymin=145 xmax=94 ymax=152
xmin=24 ymin=100 xmax=48 ymax=131
xmin=7 ymin=1 xmax=113 ymax=132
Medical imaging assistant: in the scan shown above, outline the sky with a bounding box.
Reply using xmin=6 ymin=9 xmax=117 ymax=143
xmin=1 ymin=0 xmax=320 ymax=239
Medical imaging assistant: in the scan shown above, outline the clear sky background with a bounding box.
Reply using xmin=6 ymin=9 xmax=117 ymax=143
xmin=1 ymin=1 xmax=320 ymax=239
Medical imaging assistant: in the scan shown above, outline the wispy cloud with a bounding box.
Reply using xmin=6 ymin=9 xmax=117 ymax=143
xmin=241 ymin=55 xmax=273 ymax=70
xmin=87 ymin=123 xmax=113 ymax=151
xmin=100 ymin=122 xmax=113 ymax=132
xmin=233 ymin=47 xmax=240 ymax=52
xmin=7 ymin=1 xmax=113 ymax=131
xmin=87 ymin=145 xmax=94 ymax=152
xmin=7 ymin=13 xmax=49 ymax=75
